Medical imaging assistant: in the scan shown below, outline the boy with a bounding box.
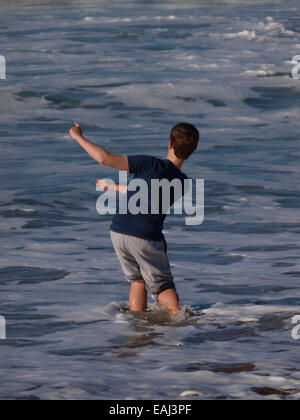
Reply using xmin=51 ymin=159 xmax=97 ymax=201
xmin=69 ymin=122 xmax=199 ymax=315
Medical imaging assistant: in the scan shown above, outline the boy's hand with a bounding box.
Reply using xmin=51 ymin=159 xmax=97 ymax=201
xmin=96 ymin=179 xmax=115 ymax=191
xmin=96 ymin=179 xmax=128 ymax=194
xmin=69 ymin=121 xmax=83 ymax=141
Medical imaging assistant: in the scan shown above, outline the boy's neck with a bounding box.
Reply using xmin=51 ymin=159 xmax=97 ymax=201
xmin=166 ymin=151 xmax=185 ymax=171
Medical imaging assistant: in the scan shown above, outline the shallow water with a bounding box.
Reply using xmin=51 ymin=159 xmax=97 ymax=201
xmin=0 ymin=0 xmax=300 ymax=400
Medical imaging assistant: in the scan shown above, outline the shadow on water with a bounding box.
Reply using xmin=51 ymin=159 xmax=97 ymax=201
xmin=0 ymin=266 xmax=70 ymax=285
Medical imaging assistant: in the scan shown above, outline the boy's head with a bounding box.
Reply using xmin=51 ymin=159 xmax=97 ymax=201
xmin=170 ymin=122 xmax=199 ymax=160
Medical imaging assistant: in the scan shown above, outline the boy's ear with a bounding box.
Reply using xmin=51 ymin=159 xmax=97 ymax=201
xmin=169 ymin=139 xmax=173 ymax=150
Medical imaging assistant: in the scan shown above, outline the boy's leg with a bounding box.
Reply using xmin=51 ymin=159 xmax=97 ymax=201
xmin=130 ymin=279 xmax=147 ymax=312
xmin=157 ymin=288 xmax=180 ymax=315
xmin=111 ymin=231 xmax=147 ymax=312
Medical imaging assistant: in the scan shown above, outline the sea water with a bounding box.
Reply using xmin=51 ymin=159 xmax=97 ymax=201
xmin=0 ymin=0 xmax=300 ymax=400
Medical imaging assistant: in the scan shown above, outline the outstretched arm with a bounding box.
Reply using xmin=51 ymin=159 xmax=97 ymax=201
xmin=96 ymin=179 xmax=128 ymax=194
xmin=69 ymin=122 xmax=129 ymax=171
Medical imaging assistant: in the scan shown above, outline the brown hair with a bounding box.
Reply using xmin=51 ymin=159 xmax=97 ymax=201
xmin=170 ymin=122 xmax=199 ymax=160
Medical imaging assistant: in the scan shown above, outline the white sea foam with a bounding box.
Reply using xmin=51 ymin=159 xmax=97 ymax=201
xmin=253 ymin=17 xmax=296 ymax=37
xmin=19 ymin=208 xmax=36 ymax=213
xmin=155 ymin=15 xmax=176 ymax=21
xmin=180 ymin=389 xmax=205 ymax=397
xmin=213 ymin=17 xmax=298 ymax=43
xmin=83 ymin=16 xmax=133 ymax=23
xmin=243 ymin=69 xmax=278 ymax=77
xmin=83 ymin=14 xmax=181 ymax=25
xmin=203 ymin=302 xmax=300 ymax=321
xmin=223 ymin=30 xmax=257 ymax=41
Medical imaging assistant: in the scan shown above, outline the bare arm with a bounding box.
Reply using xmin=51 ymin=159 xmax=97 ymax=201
xmin=69 ymin=122 xmax=129 ymax=171
xmin=96 ymin=179 xmax=128 ymax=194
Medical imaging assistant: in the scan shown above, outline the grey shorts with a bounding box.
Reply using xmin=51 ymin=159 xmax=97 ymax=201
xmin=110 ymin=230 xmax=176 ymax=297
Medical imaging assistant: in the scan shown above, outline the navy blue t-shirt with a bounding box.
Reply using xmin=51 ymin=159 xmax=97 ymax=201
xmin=111 ymin=155 xmax=188 ymax=241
